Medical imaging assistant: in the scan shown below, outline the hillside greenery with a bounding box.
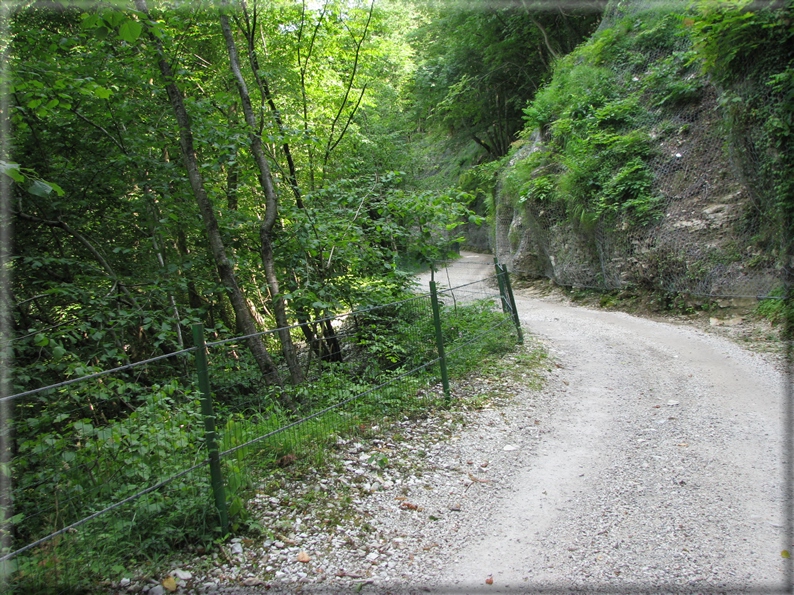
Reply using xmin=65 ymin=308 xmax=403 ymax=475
xmin=471 ymin=0 xmax=792 ymax=258
xmin=3 ymin=0 xmax=792 ymax=588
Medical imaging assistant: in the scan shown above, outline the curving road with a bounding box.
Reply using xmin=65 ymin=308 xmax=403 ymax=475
xmin=429 ymin=252 xmax=789 ymax=592
xmin=185 ymin=252 xmax=790 ymax=594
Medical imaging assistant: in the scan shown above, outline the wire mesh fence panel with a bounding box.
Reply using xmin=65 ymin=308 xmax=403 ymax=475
xmin=203 ymin=293 xmax=449 ymax=521
xmin=436 ymin=276 xmax=519 ymax=378
xmin=2 ymin=352 xmax=220 ymax=591
xmin=2 ymin=274 xmax=522 ymax=591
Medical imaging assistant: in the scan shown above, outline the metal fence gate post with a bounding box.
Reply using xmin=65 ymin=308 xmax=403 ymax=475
xmin=494 ymin=258 xmax=509 ymax=314
xmin=500 ymin=264 xmax=524 ymax=344
xmin=429 ymin=281 xmax=451 ymax=400
xmin=192 ymin=323 xmax=229 ymax=535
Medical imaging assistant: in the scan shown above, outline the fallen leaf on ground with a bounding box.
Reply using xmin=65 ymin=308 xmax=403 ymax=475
xmin=297 ymin=551 xmax=311 ymax=563
xmin=485 ymin=575 xmax=494 ymax=585
xmin=400 ymin=501 xmax=419 ymax=510
xmin=162 ymin=576 xmax=177 ymax=592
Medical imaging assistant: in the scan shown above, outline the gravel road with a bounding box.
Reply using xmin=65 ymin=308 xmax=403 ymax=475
xmin=135 ymin=253 xmax=791 ymax=594
xmin=417 ymin=252 xmax=789 ymax=592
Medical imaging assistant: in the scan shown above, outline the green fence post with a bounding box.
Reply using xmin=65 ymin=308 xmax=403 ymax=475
xmin=494 ymin=258 xmax=509 ymax=314
xmin=500 ymin=264 xmax=524 ymax=344
xmin=191 ymin=323 xmax=229 ymax=536
xmin=429 ymin=281 xmax=451 ymax=401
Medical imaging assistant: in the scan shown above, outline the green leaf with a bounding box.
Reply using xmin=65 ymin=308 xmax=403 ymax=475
xmin=148 ymin=20 xmax=165 ymax=39
xmin=783 ymin=550 xmax=791 ymax=559
xmin=103 ymin=11 xmax=125 ymax=28
xmin=48 ymin=181 xmax=65 ymax=196
xmin=81 ymin=13 xmax=102 ymax=29
xmin=0 ymin=161 xmax=24 ymax=183
xmin=94 ymin=86 xmax=112 ymax=100
xmin=118 ymin=20 xmax=143 ymax=43
xmin=27 ymin=180 xmax=54 ymax=198
xmin=8 ymin=513 xmax=25 ymax=525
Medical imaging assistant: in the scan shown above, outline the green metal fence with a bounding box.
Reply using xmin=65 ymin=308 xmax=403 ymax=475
xmin=0 ymin=269 xmax=522 ymax=591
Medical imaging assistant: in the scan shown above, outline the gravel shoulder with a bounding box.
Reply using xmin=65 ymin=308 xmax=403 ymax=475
xmin=439 ymin=290 xmax=786 ymax=592
xmin=121 ymin=253 xmax=789 ymax=594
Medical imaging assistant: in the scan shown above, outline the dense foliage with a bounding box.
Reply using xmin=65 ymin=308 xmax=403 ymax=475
xmin=3 ymin=0 xmax=558 ymax=587
xmin=501 ymin=12 xmax=704 ymax=230
xmin=7 ymin=1 xmax=465 ymax=396
xmin=407 ymin=1 xmax=603 ymax=159
xmin=473 ymin=0 xmax=792 ymax=276
xmin=5 ymin=0 xmax=599 ymax=406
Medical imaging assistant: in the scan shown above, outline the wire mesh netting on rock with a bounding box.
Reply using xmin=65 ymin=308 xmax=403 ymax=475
xmin=495 ymin=1 xmax=789 ymax=299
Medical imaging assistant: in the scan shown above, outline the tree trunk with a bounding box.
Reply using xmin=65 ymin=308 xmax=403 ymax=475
xmin=236 ymin=2 xmax=327 ymax=362
xmin=220 ymin=6 xmax=303 ymax=385
xmin=135 ymin=0 xmax=281 ymax=386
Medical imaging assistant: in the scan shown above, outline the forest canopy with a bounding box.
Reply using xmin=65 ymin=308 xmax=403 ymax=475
xmin=5 ymin=0 xmax=600 ymax=394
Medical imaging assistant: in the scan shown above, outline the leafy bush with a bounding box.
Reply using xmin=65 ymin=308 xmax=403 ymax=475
xmin=10 ymin=380 xmax=214 ymax=591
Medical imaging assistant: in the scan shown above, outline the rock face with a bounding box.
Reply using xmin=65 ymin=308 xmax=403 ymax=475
xmin=491 ymin=5 xmax=782 ymax=299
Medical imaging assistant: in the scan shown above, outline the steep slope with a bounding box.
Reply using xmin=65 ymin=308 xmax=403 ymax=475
xmin=493 ymin=0 xmax=793 ymax=299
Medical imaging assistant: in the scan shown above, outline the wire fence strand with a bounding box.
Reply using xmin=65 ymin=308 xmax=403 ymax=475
xmin=2 ymin=271 xmax=520 ymax=591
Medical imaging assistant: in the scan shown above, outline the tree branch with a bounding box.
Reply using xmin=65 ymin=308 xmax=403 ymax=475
xmin=472 ymin=134 xmax=493 ymax=154
xmin=15 ymin=210 xmax=139 ymax=307
xmin=322 ymin=0 xmax=375 ymax=169
xmin=70 ymin=108 xmax=128 ymax=155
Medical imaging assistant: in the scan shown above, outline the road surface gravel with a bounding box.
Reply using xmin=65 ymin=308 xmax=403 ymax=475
xmin=420 ymin=253 xmax=788 ymax=592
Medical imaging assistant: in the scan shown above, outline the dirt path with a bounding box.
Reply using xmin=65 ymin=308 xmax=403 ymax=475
xmin=153 ymin=253 xmax=789 ymax=594
xmin=429 ymin=252 xmax=788 ymax=591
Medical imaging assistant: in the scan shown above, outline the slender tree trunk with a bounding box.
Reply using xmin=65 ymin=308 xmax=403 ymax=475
xmin=296 ymin=0 xmax=327 ymax=191
xmin=220 ymin=6 xmax=303 ymax=385
xmin=238 ymin=2 xmax=326 ymax=355
xmin=162 ymin=147 xmax=203 ymax=311
xmin=240 ymin=0 xmax=303 ymax=207
xmin=226 ymin=159 xmax=239 ymax=211
xmin=135 ymin=0 xmax=281 ymax=386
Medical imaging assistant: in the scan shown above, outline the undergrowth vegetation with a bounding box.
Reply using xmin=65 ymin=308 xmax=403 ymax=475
xmin=8 ymin=288 xmax=520 ymax=592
